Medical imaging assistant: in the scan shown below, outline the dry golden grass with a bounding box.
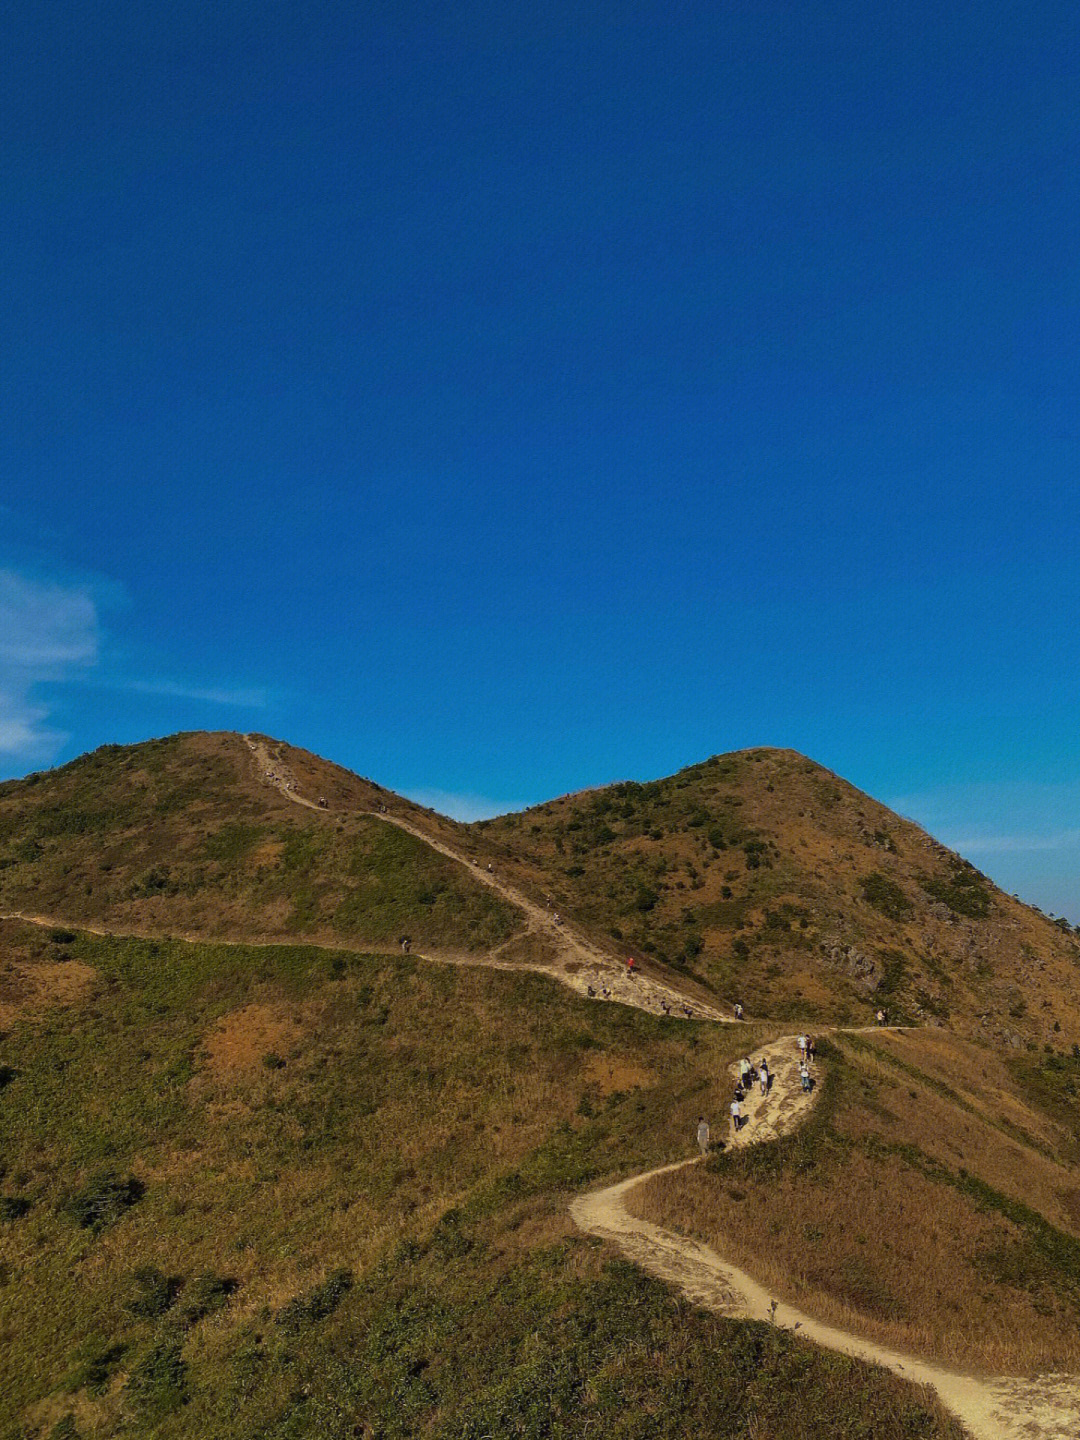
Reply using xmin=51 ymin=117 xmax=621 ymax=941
xmin=478 ymin=746 xmax=1080 ymax=1046
xmin=630 ymin=1029 xmax=1080 ymax=1374
xmin=0 ymin=953 xmax=96 ymax=1028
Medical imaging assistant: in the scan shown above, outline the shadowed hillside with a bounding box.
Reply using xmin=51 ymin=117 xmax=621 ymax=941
xmin=475 ymin=747 xmax=1080 ymax=1044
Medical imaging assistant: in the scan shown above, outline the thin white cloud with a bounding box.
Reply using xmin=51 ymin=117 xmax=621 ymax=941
xmin=940 ymin=830 xmax=1080 ymax=855
xmin=404 ymin=788 xmax=526 ymax=822
xmin=0 ymin=570 xmax=101 ymax=759
xmin=119 ymin=678 xmax=269 ymax=708
xmin=888 ymin=779 xmax=1080 ymax=922
xmin=0 ymin=566 xmax=271 ymax=766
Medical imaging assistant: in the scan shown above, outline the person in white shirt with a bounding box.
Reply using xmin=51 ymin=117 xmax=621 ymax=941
xmin=730 ymin=1098 xmax=742 ymax=1133
xmin=759 ymin=1059 xmax=770 ymax=1095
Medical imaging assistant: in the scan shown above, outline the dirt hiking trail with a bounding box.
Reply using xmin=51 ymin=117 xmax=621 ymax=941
xmin=245 ymin=735 xmax=727 ymax=1021
xmin=572 ymin=1039 xmax=1080 ymax=1440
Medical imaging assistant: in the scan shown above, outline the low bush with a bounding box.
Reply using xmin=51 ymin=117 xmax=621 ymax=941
xmin=127 ymin=1265 xmax=181 ymax=1318
xmin=277 ymin=1268 xmax=354 ymax=1332
xmin=62 ymin=1171 xmax=144 ymax=1231
xmin=181 ymin=1270 xmax=237 ymax=1324
xmin=862 ymin=872 xmax=912 ymax=921
xmin=126 ymin=1337 xmax=187 ymax=1417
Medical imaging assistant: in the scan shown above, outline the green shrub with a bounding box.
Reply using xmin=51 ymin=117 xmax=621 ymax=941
xmin=277 ymin=1267 xmax=353 ymax=1332
xmin=181 ymin=1270 xmax=237 ymax=1324
xmin=127 ymin=1265 xmax=181 ymax=1318
xmin=63 ymin=1341 xmax=127 ymax=1396
xmin=919 ymin=863 xmax=991 ymax=919
xmin=1 ymin=1195 xmax=32 ymax=1221
xmin=62 ymin=1171 xmax=144 ymax=1231
xmin=862 ymin=872 xmax=912 ymax=921
xmin=126 ymin=1337 xmax=187 ymax=1417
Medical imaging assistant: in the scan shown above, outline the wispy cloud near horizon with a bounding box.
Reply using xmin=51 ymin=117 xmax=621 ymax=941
xmin=0 ymin=569 xmax=102 ymax=760
xmin=888 ymin=780 xmax=1080 ymax=921
xmin=108 ymin=678 xmax=269 ymax=709
xmin=938 ymin=829 xmax=1080 ymax=856
xmin=0 ymin=565 xmax=272 ymax=766
xmin=403 ymin=788 xmax=528 ymax=822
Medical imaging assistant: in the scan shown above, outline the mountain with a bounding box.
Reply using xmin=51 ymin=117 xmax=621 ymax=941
xmin=474 ymin=746 xmax=1080 ymax=1045
xmin=4 ymin=732 xmax=1080 ymax=1439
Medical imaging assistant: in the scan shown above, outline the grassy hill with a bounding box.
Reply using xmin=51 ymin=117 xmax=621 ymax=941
xmin=0 ymin=734 xmax=519 ymax=955
xmin=5 ymin=731 xmax=1080 ymax=1436
xmin=0 ymin=920 xmax=959 ymax=1440
xmin=475 ymin=747 xmax=1080 ymax=1044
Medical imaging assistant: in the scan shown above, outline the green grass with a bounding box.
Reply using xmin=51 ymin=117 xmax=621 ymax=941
xmin=1 ymin=932 xmax=962 ymax=1438
xmin=0 ymin=734 xmax=520 ymax=952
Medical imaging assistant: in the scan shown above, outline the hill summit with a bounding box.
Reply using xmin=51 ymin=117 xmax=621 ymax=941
xmin=472 ymin=746 xmax=1080 ymax=1044
xmin=1 ymin=733 xmax=1078 ymax=1046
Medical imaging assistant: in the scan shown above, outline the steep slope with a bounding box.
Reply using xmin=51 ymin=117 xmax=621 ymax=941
xmin=475 ymin=747 xmax=1080 ymax=1044
xmin=0 ymin=733 xmax=520 ymax=955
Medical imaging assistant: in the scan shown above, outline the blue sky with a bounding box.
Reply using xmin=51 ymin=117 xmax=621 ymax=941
xmin=3 ymin=1 xmax=1080 ymax=918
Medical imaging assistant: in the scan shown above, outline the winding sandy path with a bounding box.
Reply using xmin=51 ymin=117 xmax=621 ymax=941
xmin=572 ymin=1039 xmax=1080 ymax=1440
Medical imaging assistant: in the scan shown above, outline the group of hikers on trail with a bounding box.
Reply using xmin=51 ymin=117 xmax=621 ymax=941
xmin=697 ymin=1033 xmax=819 ymax=1152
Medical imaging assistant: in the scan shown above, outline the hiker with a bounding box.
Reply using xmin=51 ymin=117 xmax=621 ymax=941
xmin=730 ymin=1097 xmax=742 ymax=1133
xmin=696 ymin=1116 xmax=710 ymax=1156
xmin=800 ymin=1061 xmax=812 ymax=1093
xmin=734 ymin=1001 xmax=744 ymax=1021
xmin=682 ymin=1004 xmax=693 ymax=1019
xmin=759 ymin=1058 xmax=770 ymax=1095
xmin=660 ymin=999 xmax=671 ymax=1016
xmin=626 ymin=956 xmax=637 ymax=978
xmin=806 ymin=1035 xmax=816 ymax=1064
xmin=797 ymin=1034 xmax=808 ymax=1060
xmin=876 ymin=1008 xmax=887 ymax=1026
xmin=738 ymin=1057 xmax=752 ymax=1090
xmin=400 ymin=936 xmax=411 ymax=954
xmin=587 ymin=985 xmax=596 ymax=998
xmin=487 ymin=863 xmax=493 ymax=874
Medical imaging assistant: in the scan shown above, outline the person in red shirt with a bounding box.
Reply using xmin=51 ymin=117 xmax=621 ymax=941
xmin=626 ymin=955 xmax=637 ymax=978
